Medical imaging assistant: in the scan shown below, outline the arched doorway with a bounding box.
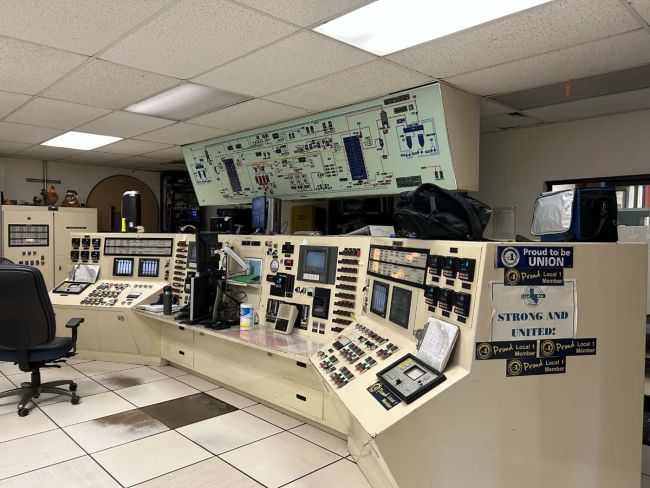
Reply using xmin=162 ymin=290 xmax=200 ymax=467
xmin=87 ymin=175 xmax=159 ymax=232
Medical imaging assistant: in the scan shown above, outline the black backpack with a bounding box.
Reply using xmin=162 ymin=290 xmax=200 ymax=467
xmin=393 ymin=184 xmax=491 ymax=240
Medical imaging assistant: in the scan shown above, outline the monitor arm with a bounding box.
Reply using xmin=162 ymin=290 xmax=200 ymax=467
xmin=217 ymin=245 xmax=250 ymax=275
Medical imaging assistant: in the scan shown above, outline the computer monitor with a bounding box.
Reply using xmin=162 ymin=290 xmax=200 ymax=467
xmin=252 ymin=196 xmax=266 ymax=232
xmin=189 ymin=274 xmax=213 ymax=322
xmin=196 ymin=232 xmax=219 ymax=275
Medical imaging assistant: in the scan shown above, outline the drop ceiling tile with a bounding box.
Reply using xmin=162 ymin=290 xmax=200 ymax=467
xmin=76 ymin=111 xmax=175 ymax=138
xmin=0 ymin=38 xmax=87 ymax=95
xmin=143 ymin=146 xmax=183 ymax=160
xmin=188 ymin=99 xmax=307 ymax=132
xmin=267 ymin=60 xmax=433 ymax=111
xmin=445 ymin=30 xmax=650 ymax=96
xmin=101 ymin=0 xmax=298 ymax=78
xmin=388 ymin=0 xmax=642 ymax=78
xmin=0 ymin=140 xmax=31 ymax=155
xmin=136 ymin=123 xmax=229 ymax=145
xmin=114 ymin=155 xmax=171 ymax=166
xmin=5 ymin=98 xmax=110 ymax=130
xmin=0 ymin=0 xmax=173 ymax=55
xmin=65 ymin=151 xmax=125 ymax=163
xmin=481 ymin=98 xmax=516 ymax=117
xmin=43 ymin=60 xmax=180 ymax=109
xmin=15 ymin=145 xmax=83 ymax=159
xmin=233 ymin=0 xmax=371 ymax=27
xmin=0 ymin=122 xmax=63 ymax=144
xmin=481 ymin=113 xmax=543 ymax=132
xmin=0 ymin=91 xmax=31 ymax=118
xmin=523 ymin=87 xmax=650 ymax=122
xmin=193 ymin=31 xmax=375 ymax=97
xmin=101 ymin=139 xmax=173 ymax=156
xmin=630 ymin=1 xmax=650 ymax=24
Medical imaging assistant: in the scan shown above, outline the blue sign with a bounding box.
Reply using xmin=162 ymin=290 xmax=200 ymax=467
xmin=367 ymin=381 xmax=401 ymax=411
xmin=497 ymin=246 xmax=573 ymax=269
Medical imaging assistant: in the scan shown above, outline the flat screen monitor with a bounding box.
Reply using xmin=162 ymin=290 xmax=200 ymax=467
xmin=138 ymin=258 xmax=159 ymax=278
xmin=196 ymin=232 xmax=219 ymax=274
xmin=113 ymin=258 xmax=134 ymax=277
xmin=252 ymin=196 xmax=266 ymax=231
xmin=389 ymin=286 xmax=412 ymax=329
xmin=370 ymin=281 xmax=389 ymax=318
xmin=189 ymin=274 xmax=212 ymax=322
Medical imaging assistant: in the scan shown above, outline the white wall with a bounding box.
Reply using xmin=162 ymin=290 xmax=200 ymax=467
xmin=476 ymin=109 xmax=650 ymax=237
xmin=0 ymin=158 xmax=161 ymax=205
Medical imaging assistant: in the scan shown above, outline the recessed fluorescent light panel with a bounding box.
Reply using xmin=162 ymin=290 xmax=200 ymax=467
xmin=125 ymin=83 xmax=250 ymax=120
xmin=315 ymin=0 xmax=554 ymax=56
xmin=41 ymin=131 xmax=123 ymax=150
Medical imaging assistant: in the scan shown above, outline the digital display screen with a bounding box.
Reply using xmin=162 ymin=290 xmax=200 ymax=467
xmin=113 ymin=258 xmax=134 ymax=277
xmin=370 ymin=281 xmax=389 ymax=318
xmin=405 ymin=365 xmax=426 ymax=381
xmin=252 ymin=196 xmax=266 ymax=230
xmin=138 ymin=258 xmax=159 ymax=278
xmin=305 ymin=250 xmax=326 ymax=273
xmin=389 ymin=287 xmax=412 ymax=329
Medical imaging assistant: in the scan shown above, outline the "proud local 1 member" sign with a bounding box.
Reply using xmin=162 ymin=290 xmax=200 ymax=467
xmin=490 ymin=280 xmax=577 ymax=341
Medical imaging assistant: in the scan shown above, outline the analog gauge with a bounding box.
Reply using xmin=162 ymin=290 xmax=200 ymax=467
xmin=270 ymin=259 xmax=280 ymax=273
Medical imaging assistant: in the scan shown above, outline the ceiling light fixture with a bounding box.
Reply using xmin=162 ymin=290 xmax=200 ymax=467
xmin=314 ymin=0 xmax=554 ymax=56
xmin=41 ymin=131 xmax=123 ymax=150
xmin=125 ymin=83 xmax=251 ymax=120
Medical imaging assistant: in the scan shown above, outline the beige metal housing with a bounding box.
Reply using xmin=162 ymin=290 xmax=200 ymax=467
xmin=49 ymin=234 xmax=646 ymax=487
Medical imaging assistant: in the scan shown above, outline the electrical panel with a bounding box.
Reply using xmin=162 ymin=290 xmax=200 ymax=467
xmin=0 ymin=206 xmax=97 ymax=288
xmin=183 ymin=83 xmax=479 ymax=205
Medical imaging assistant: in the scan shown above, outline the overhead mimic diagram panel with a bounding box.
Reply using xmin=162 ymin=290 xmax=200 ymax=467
xmin=183 ymin=83 xmax=477 ymax=205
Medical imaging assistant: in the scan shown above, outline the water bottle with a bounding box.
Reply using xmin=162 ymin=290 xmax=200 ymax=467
xmin=163 ymin=285 xmax=172 ymax=315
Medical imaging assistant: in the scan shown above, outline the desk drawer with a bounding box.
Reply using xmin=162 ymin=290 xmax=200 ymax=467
xmin=161 ymin=338 xmax=194 ymax=369
xmin=277 ymin=384 xmax=323 ymax=419
xmin=162 ymin=324 xmax=193 ymax=346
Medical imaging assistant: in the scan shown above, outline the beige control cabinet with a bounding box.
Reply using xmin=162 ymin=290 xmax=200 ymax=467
xmin=1 ymin=205 xmax=97 ymax=288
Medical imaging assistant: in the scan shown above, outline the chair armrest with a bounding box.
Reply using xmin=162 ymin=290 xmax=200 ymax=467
xmin=65 ymin=318 xmax=84 ymax=328
xmin=65 ymin=318 xmax=84 ymax=355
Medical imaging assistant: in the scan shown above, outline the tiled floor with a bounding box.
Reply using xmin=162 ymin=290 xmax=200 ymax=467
xmin=0 ymin=360 xmax=371 ymax=488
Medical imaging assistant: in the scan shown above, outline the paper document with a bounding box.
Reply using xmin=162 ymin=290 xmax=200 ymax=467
xmin=416 ymin=317 xmax=459 ymax=372
xmin=69 ymin=264 xmax=100 ymax=284
xmin=137 ymin=304 xmax=184 ymax=313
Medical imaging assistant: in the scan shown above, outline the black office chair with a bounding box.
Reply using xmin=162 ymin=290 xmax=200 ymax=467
xmin=0 ymin=264 xmax=84 ymax=416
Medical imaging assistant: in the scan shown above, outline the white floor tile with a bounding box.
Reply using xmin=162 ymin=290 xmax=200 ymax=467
xmin=73 ymin=361 xmax=141 ymax=376
xmin=93 ymin=366 xmax=168 ymax=390
xmin=178 ymin=410 xmax=281 ymax=455
xmin=244 ymin=404 xmax=303 ymax=429
xmin=33 ymin=377 xmax=108 ymax=406
xmin=221 ymin=432 xmax=340 ymax=488
xmin=115 ymin=378 xmax=198 ymax=407
xmin=206 ymin=387 xmax=256 ymax=409
xmin=290 ymin=424 xmax=349 ymax=456
xmin=6 ymin=364 xmax=85 ymax=386
xmin=0 ymin=377 xmax=23 ymax=416
xmin=284 ymin=459 xmax=371 ymax=488
xmin=176 ymin=373 xmax=220 ymax=391
xmin=150 ymin=364 xmax=187 ymax=377
xmin=65 ymin=357 xmax=94 ymax=365
xmin=0 ymin=362 xmax=20 ymax=376
xmin=0 ymin=456 xmax=120 ymax=488
xmin=92 ymin=430 xmax=212 ymax=487
xmin=0 ymin=407 xmax=57 ymax=443
xmin=134 ymin=457 xmax=262 ymax=488
xmin=0 ymin=429 xmax=85 ymax=480
xmin=41 ymin=391 xmax=134 ymax=427
xmin=65 ymin=409 xmax=168 ymax=453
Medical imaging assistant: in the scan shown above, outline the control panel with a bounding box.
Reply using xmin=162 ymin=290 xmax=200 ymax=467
xmin=53 ymin=232 xmax=193 ymax=310
xmin=183 ymin=83 xmax=479 ymax=205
